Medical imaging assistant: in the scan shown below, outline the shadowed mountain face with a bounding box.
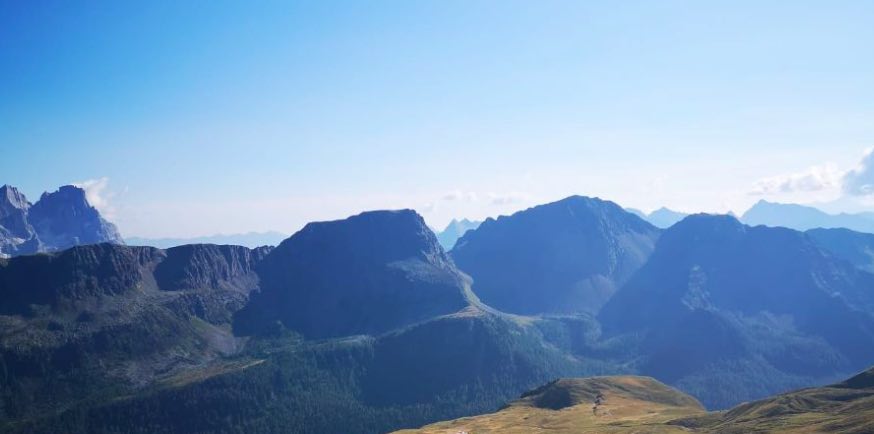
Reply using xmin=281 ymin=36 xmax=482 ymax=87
xmin=451 ymin=196 xmax=661 ymax=315
xmin=602 ymin=214 xmax=874 ymax=337
xmin=807 ymin=227 xmax=874 ymax=273
xmin=0 ymin=243 xmax=161 ymax=314
xmin=154 ymin=244 xmax=272 ymax=291
xmin=235 ymin=209 xmax=471 ymax=338
xmin=599 ymin=214 xmax=874 ymax=407
xmin=742 ymin=199 xmax=874 ymax=233
xmin=0 ymin=185 xmax=123 ymax=257
xmin=0 ymin=242 xmax=266 ymax=327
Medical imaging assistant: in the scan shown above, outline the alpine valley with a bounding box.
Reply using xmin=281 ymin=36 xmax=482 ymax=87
xmin=2 ymin=187 xmax=874 ymax=434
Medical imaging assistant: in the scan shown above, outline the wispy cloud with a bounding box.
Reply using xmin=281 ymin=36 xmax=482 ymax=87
xmin=488 ymin=191 xmax=530 ymax=205
xmin=73 ymin=177 xmax=116 ymax=218
xmin=442 ymin=190 xmax=479 ymax=202
xmin=419 ymin=201 xmax=436 ymax=213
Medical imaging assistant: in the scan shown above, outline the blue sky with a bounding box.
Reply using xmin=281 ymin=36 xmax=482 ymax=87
xmin=2 ymin=1 xmax=873 ymax=237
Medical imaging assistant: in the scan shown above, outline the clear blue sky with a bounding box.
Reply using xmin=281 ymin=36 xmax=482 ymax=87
xmin=2 ymin=1 xmax=873 ymax=237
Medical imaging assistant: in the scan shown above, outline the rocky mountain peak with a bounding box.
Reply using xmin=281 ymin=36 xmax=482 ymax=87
xmin=28 ymin=185 xmax=123 ymax=250
xmin=234 ymin=209 xmax=469 ymax=338
xmin=436 ymin=217 xmax=482 ymax=251
xmin=0 ymin=185 xmax=31 ymax=212
xmin=451 ymin=195 xmax=660 ymax=315
xmin=0 ymin=185 xmax=35 ymax=243
xmin=274 ymin=209 xmax=448 ymax=266
xmin=661 ymin=213 xmax=746 ymax=244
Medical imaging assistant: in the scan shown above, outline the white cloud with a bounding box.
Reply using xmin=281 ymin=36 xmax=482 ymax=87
xmin=842 ymin=147 xmax=874 ymax=196
xmin=73 ymin=177 xmax=116 ymax=218
xmin=488 ymin=191 xmax=530 ymax=205
xmin=420 ymin=201 xmax=436 ymax=213
xmin=750 ymin=163 xmax=844 ymax=196
xmin=442 ymin=190 xmax=478 ymax=202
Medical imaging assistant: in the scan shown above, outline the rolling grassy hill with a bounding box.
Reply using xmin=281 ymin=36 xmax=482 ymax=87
xmin=399 ymin=366 xmax=874 ymax=434
xmin=394 ymin=376 xmax=705 ymax=434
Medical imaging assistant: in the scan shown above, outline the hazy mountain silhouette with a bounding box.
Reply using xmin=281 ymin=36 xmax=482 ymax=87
xmin=126 ymin=231 xmax=287 ymax=249
xmin=434 ymin=218 xmax=481 ymax=250
xmin=742 ymin=199 xmax=874 ymax=233
xmin=624 ymin=206 xmax=690 ymax=228
xmin=646 ymin=207 xmax=690 ymax=228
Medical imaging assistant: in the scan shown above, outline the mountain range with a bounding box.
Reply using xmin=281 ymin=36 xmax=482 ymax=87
xmin=0 ymin=185 xmax=123 ymax=257
xmin=628 ymin=200 xmax=874 ymax=235
xmin=741 ymin=199 xmax=874 ymax=233
xmin=125 ymin=231 xmax=288 ymax=249
xmin=4 ymin=189 xmax=874 ymax=432
xmin=0 ymin=207 xmax=602 ymax=433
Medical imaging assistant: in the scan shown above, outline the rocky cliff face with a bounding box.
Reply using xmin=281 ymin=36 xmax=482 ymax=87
xmin=0 ymin=185 xmax=33 ymax=238
xmin=154 ymin=244 xmax=272 ymax=291
xmin=0 ymin=241 xmax=269 ymax=421
xmin=0 ymin=185 xmax=42 ymax=256
xmin=0 ymin=184 xmax=123 ymax=257
xmin=28 ymin=185 xmax=123 ymax=250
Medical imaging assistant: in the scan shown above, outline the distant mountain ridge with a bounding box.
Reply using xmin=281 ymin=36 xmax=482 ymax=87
xmin=627 ymin=207 xmax=691 ymax=228
xmin=126 ymin=231 xmax=287 ymax=249
xmin=434 ymin=218 xmax=481 ymax=250
xmin=742 ymin=199 xmax=874 ymax=233
xmin=0 ymin=184 xmax=123 ymax=257
xmin=630 ymin=200 xmax=874 ymax=234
